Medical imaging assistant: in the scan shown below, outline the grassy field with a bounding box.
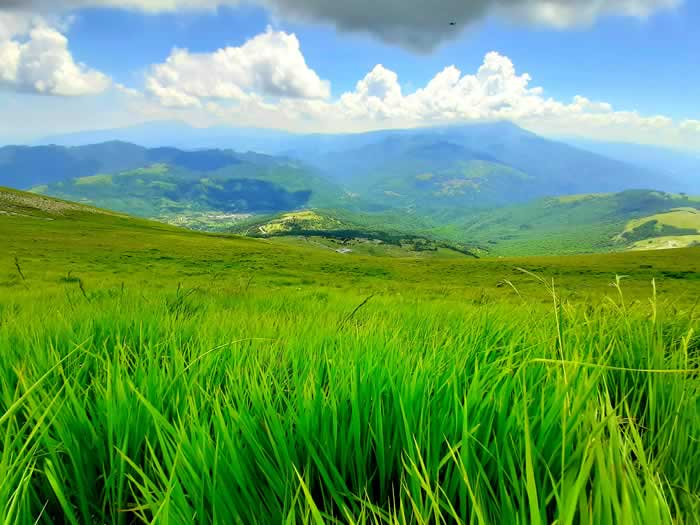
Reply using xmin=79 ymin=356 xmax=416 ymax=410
xmin=1 ymin=188 xmax=700 ymax=523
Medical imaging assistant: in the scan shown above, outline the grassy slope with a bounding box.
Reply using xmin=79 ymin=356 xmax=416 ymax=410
xmin=623 ymin=208 xmax=700 ymax=233
xmin=2 ymin=188 xmax=700 ymax=523
xmin=432 ymin=190 xmax=700 ymax=256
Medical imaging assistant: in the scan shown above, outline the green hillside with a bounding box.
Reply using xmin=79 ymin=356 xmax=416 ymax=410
xmin=620 ymin=207 xmax=700 ymax=242
xmin=234 ymin=209 xmax=484 ymax=258
xmin=231 ymin=190 xmax=700 ymax=258
xmin=2 ymin=187 xmax=699 ymax=523
xmin=4 ymin=139 xmax=695 ymax=258
xmin=29 ymin=158 xmax=345 ymax=220
xmin=433 ymin=190 xmax=700 ymax=256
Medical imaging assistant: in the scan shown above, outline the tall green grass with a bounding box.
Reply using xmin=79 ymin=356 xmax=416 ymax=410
xmin=1 ymin=280 xmax=698 ymax=524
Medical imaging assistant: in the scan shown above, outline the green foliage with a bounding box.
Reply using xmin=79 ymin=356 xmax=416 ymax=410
xmin=1 ymin=189 xmax=700 ymax=523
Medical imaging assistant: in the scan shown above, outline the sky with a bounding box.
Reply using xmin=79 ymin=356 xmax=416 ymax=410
xmin=0 ymin=0 xmax=698 ymax=151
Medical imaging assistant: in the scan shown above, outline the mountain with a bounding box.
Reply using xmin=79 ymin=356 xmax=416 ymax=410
xmin=7 ymin=123 xmax=694 ymax=256
xmin=292 ymin=123 xmax=675 ymax=211
xmin=10 ymin=143 xmax=345 ymax=220
xmin=0 ymin=141 xmax=316 ymax=188
xmin=565 ymin=138 xmax=700 ymax=193
xmin=36 ymin=121 xmax=298 ymax=153
xmin=36 ymin=122 xmax=679 ymax=206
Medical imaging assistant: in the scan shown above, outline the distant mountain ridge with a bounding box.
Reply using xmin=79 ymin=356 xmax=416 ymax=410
xmin=31 ymin=121 xmax=680 ymax=205
xmin=563 ymin=138 xmax=700 ymax=193
xmin=3 ymin=122 xmax=696 ymax=257
xmin=284 ymin=123 xmax=677 ymax=210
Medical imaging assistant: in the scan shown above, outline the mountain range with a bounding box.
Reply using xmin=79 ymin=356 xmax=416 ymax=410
xmin=34 ymin=120 xmax=699 ymax=193
xmin=1 ymin=120 xmax=697 ymax=255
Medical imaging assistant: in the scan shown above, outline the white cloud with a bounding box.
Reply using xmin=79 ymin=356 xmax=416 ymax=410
xmin=145 ymin=28 xmax=330 ymax=108
xmin=0 ymin=23 xmax=110 ymax=95
xmin=0 ymin=0 xmax=683 ymax=51
xmin=0 ymin=11 xmax=34 ymax=39
xmin=138 ymin=44 xmax=698 ymax=150
xmin=115 ymin=82 xmax=141 ymax=97
xmin=332 ymin=52 xmax=552 ymax=124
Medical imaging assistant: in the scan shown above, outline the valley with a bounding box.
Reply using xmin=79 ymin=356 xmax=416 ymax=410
xmin=2 ymin=122 xmax=698 ymax=257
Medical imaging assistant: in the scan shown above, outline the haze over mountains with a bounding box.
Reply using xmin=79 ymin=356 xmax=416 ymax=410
xmin=1 ymin=120 xmax=698 ymax=256
xmin=33 ymin=120 xmax=699 ymax=194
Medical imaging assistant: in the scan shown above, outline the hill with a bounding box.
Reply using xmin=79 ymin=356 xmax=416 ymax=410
xmin=234 ymin=209 xmax=484 ymax=258
xmin=435 ymin=190 xmax=700 ymax=255
xmin=3 ymin=185 xmax=700 ymax=303
xmin=619 ymin=207 xmax=700 ymax=250
xmin=3 ymin=126 xmax=694 ymax=257
xmin=8 ymin=144 xmax=346 ymax=219
xmin=231 ymin=190 xmax=700 ymax=257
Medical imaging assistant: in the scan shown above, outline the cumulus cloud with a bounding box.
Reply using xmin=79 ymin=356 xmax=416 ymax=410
xmin=0 ymin=11 xmax=34 ymax=39
xmin=333 ymin=52 xmax=551 ymax=124
xmin=140 ymin=45 xmax=698 ymax=150
xmin=0 ymin=23 xmax=110 ymax=95
xmin=145 ymin=28 xmax=330 ymax=108
xmin=0 ymin=0 xmax=683 ymax=51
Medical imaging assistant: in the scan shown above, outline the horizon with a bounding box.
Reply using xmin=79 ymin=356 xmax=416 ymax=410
xmin=2 ymin=119 xmax=699 ymax=157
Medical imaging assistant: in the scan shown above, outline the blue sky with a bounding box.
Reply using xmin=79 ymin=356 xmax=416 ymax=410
xmin=0 ymin=0 xmax=698 ymax=150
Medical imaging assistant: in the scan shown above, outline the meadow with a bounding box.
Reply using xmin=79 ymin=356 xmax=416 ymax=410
xmin=1 ymin=192 xmax=700 ymax=523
